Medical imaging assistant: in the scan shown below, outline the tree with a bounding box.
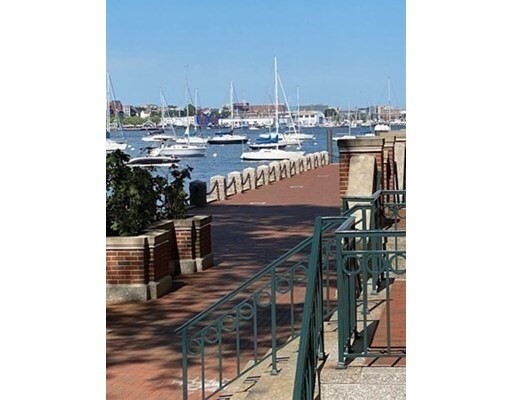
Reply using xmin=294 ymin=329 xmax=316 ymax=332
xmin=185 ymin=103 xmax=196 ymax=116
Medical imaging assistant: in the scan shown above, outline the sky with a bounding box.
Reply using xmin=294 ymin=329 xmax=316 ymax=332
xmin=107 ymin=0 xmax=405 ymax=109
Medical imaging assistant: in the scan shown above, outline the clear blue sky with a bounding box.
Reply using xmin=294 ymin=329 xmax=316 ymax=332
xmin=107 ymin=0 xmax=405 ymax=109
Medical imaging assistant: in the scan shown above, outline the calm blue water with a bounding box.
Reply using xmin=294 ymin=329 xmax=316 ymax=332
xmin=108 ymin=125 xmax=405 ymax=188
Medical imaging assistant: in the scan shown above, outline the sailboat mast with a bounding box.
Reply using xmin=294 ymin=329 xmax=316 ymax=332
xmin=274 ymin=57 xmax=279 ymax=135
xmin=194 ymin=89 xmax=198 ymax=129
xmin=106 ymin=73 xmax=110 ymax=133
xmin=185 ymin=65 xmax=189 ymax=124
xmin=348 ymin=101 xmax=351 ymax=136
xmin=387 ymin=76 xmax=391 ymax=123
xmin=230 ymin=81 xmax=234 ymax=130
xmin=297 ymin=86 xmax=300 ymax=131
xmin=160 ymin=89 xmax=165 ymax=128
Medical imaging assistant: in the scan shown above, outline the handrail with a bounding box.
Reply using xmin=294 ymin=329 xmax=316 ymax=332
xmin=176 ymin=217 xmax=345 ymax=334
xmin=176 ymin=216 xmax=344 ymax=400
xmin=292 ymin=191 xmax=406 ymax=399
xmin=292 ymin=216 xmax=354 ymax=400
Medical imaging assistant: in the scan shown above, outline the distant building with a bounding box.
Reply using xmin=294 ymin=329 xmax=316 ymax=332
xmin=296 ymin=104 xmax=329 ymax=113
xmin=295 ymin=111 xmax=325 ymax=127
xmin=110 ymin=100 xmax=123 ymax=115
xmin=245 ymin=104 xmax=286 ymax=118
xmin=123 ymin=105 xmax=132 ymax=117
xmin=140 ymin=109 xmax=152 ymax=119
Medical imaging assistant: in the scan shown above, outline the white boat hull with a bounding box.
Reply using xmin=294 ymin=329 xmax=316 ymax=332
xmin=152 ymin=144 xmax=206 ymax=157
xmin=176 ymin=136 xmax=208 ymax=145
xmin=240 ymin=149 xmax=305 ymax=161
xmin=142 ymin=134 xmax=177 ymax=142
xmin=106 ymin=139 xmax=127 ymax=152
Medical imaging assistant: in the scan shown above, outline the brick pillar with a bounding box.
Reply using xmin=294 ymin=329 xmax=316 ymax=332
xmin=145 ymin=229 xmax=173 ymax=299
xmin=192 ymin=215 xmax=213 ymax=271
xmin=336 ymin=137 xmax=385 ymax=200
xmin=174 ymin=215 xmax=213 ymax=274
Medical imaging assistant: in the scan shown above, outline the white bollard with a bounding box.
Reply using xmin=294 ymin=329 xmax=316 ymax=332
xmin=226 ymin=171 xmax=242 ymax=196
xmin=242 ymin=167 xmax=256 ymax=191
xmin=256 ymin=165 xmax=270 ymax=186
xmin=268 ymin=161 xmax=280 ymax=182
xmin=209 ymin=175 xmax=226 ymax=201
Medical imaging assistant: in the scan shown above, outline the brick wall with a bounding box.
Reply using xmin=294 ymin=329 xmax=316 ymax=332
xmin=106 ymin=215 xmax=214 ymax=302
xmin=106 ymin=247 xmax=147 ymax=285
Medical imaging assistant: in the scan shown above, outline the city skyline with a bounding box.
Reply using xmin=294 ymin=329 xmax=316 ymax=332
xmin=107 ymin=0 xmax=406 ymax=109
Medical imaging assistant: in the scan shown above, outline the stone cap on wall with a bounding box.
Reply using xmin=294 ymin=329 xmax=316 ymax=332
xmin=173 ymin=215 xmax=212 ymax=228
xmin=106 ymin=235 xmax=147 ymax=250
xmin=376 ymin=130 xmax=406 ymax=140
xmin=336 ymin=137 xmax=385 ymax=153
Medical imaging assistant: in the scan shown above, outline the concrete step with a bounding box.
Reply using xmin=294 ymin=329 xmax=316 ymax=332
xmin=216 ymin=336 xmax=303 ymax=400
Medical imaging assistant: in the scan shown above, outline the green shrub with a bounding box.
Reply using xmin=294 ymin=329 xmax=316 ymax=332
xmin=106 ymin=150 xmax=193 ymax=236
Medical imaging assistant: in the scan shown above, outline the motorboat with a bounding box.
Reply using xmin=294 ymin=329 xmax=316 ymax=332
xmin=126 ymin=147 xmax=181 ymax=167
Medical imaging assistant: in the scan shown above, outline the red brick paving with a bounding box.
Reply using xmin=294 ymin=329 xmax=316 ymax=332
xmin=365 ymin=279 xmax=406 ymax=367
xmin=107 ymin=165 xmax=342 ymax=399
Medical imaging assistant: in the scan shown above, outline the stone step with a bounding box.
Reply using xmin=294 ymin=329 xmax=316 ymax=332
xmin=216 ymin=336 xmax=303 ymax=400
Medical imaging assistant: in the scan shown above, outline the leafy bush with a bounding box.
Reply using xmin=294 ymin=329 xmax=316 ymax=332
xmin=106 ymin=150 xmax=193 ymax=237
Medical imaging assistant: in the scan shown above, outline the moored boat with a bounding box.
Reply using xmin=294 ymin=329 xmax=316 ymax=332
xmin=127 ymin=148 xmax=181 ymax=167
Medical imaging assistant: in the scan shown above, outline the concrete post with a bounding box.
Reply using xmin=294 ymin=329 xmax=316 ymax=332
xmin=289 ymin=159 xmax=297 ymax=176
xmin=256 ymin=165 xmax=269 ymax=186
xmin=226 ymin=171 xmax=242 ymax=196
xmin=209 ymin=175 xmax=226 ymax=201
xmin=298 ymin=156 xmax=306 ymax=173
xmin=242 ymin=167 xmax=256 ymax=191
xmin=306 ymin=154 xmax=314 ymax=170
xmin=279 ymin=160 xmax=290 ymax=179
xmin=269 ymin=161 xmax=280 ymax=182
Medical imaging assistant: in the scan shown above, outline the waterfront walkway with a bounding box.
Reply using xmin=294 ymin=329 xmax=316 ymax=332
xmin=106 ymin=164 xmax=342 ymax=400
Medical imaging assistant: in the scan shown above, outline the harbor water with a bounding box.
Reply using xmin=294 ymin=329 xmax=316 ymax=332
xmin=107 ymin=125 xmax=405 ymax=190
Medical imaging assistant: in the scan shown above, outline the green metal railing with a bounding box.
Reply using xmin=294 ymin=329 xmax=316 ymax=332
xmin=293 ymin=190 xmax=405 ymax=399
xmin=335 ymin=226 xmax=406 ymax=369
xmin=175 ymin=216 xmax=345 ymax=400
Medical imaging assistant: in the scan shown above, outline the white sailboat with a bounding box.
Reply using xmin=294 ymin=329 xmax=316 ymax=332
xmin=282 ymin=87 xmax=315 ymax=141
xmin=208 ymin=82 xmax=249 ymax=145
xmin=142 ymin=90 xmax=178 ymax=142
xmin=176 ymin=88 xmax=208 ymax=145
xmin=152 ymin=68 xmax=207 ymax=157
xmin=241 ymin=57 xmax=304 ymax=161
xmin=374 ymin=77 xmax=392 ymax=133
xmin=106 ymin=73 xmax=128 ymax=153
